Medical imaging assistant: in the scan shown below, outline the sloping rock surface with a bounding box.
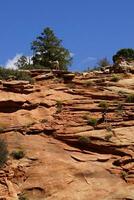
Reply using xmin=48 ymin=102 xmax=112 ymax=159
xmin=0 ymin=72 xmax=134 ymax=200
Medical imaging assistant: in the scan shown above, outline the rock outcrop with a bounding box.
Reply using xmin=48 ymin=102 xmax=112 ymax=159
xmin=0 ymin=71 xmax=133 ymax=200
xmin=2 ymin=80 xmax=37 ymax=94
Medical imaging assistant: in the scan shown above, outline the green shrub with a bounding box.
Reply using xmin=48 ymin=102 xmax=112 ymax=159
xmin=104 ymin=134 xmax=112 ymax=141
xmin=118 ymin=90 xmax=126 ymax=96
xmin=113 ymin=48 xmax=134 ymax=63
xmin=106 ymin=124 xmax=113 ymax=132
xmin=56 ymin=100 xmax=63 ymax=113
xmin=0 ymin=127 xmax=4 ymax=133
xmin=87 ymin=118 xmax=98 ymax=127
xmin=85 ymin=80 xmax=94 ymax=87
xmin=18 ymin=193 xmax=28 ymax=200
xmin=111 ymin=74 xmax=121 ymax=82
xmin=105 ymin=124 xmax=116 ymax=138
xmin=78 ymin=136 xmax=90 ymax=145
xmin=15 ymin=71 xmax=34 ymax=84
xmin=40 ymin=119 xmax=48 ymax=123
xmin=99 ymin=101 xmax=109 ymax=110
xmin=120 ymin=170 xmax=127 ymax=180
xmin=116 ymin=103 xmax=124 ymax=111
xmin=0 ymin=67 xmax=33 ymax=83
xmin=126 ymin=93 xmax=134 ymax=103
xmin=11 ymin=150 xmax=25 ymax=160
xmin=0 ymin=139 xmax=8 ymax=168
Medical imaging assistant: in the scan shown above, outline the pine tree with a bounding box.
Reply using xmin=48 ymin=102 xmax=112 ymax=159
xmin=15 ymin=55 xmax=28 ymax=69
xmin=31 ymin=27 xmax=72 ymax=70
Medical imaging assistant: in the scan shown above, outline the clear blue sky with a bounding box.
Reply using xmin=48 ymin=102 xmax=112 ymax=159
xmin=0 ymin=0 xmax=134 ymax=71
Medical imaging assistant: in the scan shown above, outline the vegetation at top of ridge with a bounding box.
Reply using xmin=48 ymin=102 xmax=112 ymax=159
xmin=8 ymin=27 xmax=72 ymax=71
xmin=85 ymin=48 xmax=134 ymax=72
xmin=97 ymin=57 xmax=110 ymax=68
xmin=31 ymin=27 xmax=72 ymax=71
xmin=3 ymin=24 xmax=134 ymax=72
xmin=0 ymin=67 xmax=33 ymax=83
xmin=104 ymin=133 xmax=113 ymax=141
xmin=84 ymin=65 xmax=101 ymax=72
xmin=2 ymin=25 xmax=134 ymax=72
xmin=110 ymin=74 xmax=121 ymax=82
xmin=84 ymin=57 xmax=110 ymax=72
xmin=113 ymin=48 xmax=134 ymax=63
xmin=15 ymin=55 xmax=30 ymax=69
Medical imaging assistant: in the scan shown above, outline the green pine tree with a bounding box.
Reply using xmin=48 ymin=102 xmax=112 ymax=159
xmin=31 ymin=27 xmax=72 ymax=70
xmin=15 ymin=55 xmax=28 ymax=69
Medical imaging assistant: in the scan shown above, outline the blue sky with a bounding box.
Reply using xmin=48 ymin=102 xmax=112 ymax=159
xmin=0 ymin=0 xmax=134 ymax=71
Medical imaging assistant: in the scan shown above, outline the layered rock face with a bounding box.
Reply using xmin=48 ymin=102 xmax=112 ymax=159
xmin=0 ymin=71 xmax=134 ymax=200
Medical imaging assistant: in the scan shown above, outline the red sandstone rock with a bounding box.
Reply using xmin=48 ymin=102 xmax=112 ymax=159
xmin=0 ymin=72 xmax=133 ymax=199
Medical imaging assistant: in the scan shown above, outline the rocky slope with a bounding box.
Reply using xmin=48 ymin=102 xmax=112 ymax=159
xmin=0 ymin=71 xmax=134 ymax=200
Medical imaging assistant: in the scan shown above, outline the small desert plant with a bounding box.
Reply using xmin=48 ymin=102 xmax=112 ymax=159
xmin=122 ymin=73 xmax=131 ymax=79
xmin=56 ymin=100 xmax=63 ymax=113
xmin=106 ymin=124 xmax=113 ymax=132
xmin=40 ymin=119 xmax=48 ymax=123
xmin=118 ymin=90 xmax=126 ymax=96
xmin=0 ymin=127 xmax=4 ymax=133
xmin=85 ymin=80 xmax=94 ymax=87
xmin=105 ymin=124 xmax=116 ymax=137
xmin=111 ymin=74 xmax=121 ymax=82
xmin=18 ymin=193 xmax=28 ymax=200
xmin=97 ymin=57 xmax=110 ymax=68
xmin=11 ymin=150 xmax=25 ymax=160
xmin=120 ymin=170 xmax=127 ymax=180
xmin=99 ymin=101 xmax=109 ymax=110
xmin=54 ymin=77 xmax=63 ymax=83
xmin=116 ymin=103 xmax=124 ymax=115
xmin=0 ymin=139 xmax=8 ymax=168
xmin=87 ymin=118 xmax=98 ymax=127
xmin=66 ymin=83 xmax=76 ymax=89
xmin=95 ymin=78 xmax=105 ymax=84
xmin=104 ymin=134 xmax=112 ymax=141
xmin=126 ymin=93 xmax=134 ymax=103
xmin=78 ymin=136 xmax=90 ymax=145
xmin=99 ymin=101 xmax=109 ymax=123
